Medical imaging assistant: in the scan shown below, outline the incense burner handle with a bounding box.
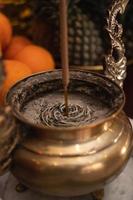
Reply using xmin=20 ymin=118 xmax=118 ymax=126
xmin=105 ymin=0 xmax=129 ymax=88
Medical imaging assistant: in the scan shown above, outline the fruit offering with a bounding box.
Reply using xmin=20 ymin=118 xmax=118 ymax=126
xmin=0 ymin=12 xmax=55 ymax=104
xmin=0 ymin=12 xmax=12 ymax=50
xmin=14 ymin=45 xmax=55 ymax=73
xmin=0 ymin=60 xmax=32 ymax=104
xmin=4 ymin=35 xmax=31 ymax=59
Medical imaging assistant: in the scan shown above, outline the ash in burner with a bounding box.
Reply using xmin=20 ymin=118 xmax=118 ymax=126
xmin=40 ymin=103 xmax=95 ymax=128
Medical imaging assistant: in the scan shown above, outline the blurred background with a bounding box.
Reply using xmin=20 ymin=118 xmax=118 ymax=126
xmin=0 ymin=0 xmax=133 ymax=117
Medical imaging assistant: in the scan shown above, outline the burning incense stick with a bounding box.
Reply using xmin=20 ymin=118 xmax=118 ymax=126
xmin=59 ymin=0 xmax=69 ymax=116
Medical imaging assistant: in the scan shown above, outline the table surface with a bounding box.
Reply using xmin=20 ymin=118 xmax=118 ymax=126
xmin=0 ymin=120 xmax=133 ymax=200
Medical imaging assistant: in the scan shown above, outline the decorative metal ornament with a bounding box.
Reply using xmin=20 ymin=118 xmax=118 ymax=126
xmin=0 ymin=106 xmax=20 ymax=175
xmin=105 ymin=0 xmax=129 ymax=87
xmin=0 ymin=47 xmax=20 ymax=176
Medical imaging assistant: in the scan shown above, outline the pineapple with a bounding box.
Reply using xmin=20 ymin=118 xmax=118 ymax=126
xmin=68 ymin=5 xmax=104 ymax=66
xmin=30 ymin=0 xmax=104 ymax=66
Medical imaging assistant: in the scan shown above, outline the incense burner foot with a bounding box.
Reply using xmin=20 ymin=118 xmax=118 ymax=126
xmin=91 ymin=189 xmax=104 ymax=200
xmin=16 ymin=183 xmax=28 ymax=193
xmin=15 ymin=182 xmax=104 ymax=200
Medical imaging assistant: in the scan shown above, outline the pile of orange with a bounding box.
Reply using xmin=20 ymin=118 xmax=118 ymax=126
xmin=0 ymin=12 xmax=55 ymax=104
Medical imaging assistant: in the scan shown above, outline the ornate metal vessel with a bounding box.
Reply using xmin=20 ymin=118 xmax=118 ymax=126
xmin=7 ymin=69 xmax=133 ymax=196
xmin=0 ymin=0 xmax=132 ymax=197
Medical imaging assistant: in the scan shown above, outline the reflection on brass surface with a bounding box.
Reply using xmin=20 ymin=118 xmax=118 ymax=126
xmin=10 ymin=111 xmax=133 ymax=196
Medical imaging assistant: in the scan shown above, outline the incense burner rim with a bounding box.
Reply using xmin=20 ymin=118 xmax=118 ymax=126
xmin=6 ymin=69 xmax=125 ymax=131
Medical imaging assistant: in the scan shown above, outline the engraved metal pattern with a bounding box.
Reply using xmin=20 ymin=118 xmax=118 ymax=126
xmin=40 ymin=102 xmax=95 ymax=128
xmin=105 ymin=0 xmax=129 ymax=87
xmin=0 ymin=106 xmax=20 ymax=176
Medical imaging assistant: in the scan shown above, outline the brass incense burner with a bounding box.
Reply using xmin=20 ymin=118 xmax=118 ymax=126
xmin=7 ymin=70 xmax=133 ymax=196
xmin=0 ymin=0 xmax=133 ymax=198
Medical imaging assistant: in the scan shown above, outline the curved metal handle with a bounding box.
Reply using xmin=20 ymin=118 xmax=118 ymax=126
xmin=105 ymin=0 xmax=129 ymax=87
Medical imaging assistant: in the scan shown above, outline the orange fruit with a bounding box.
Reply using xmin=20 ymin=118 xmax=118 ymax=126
xmin=4 ymin=35 xmax=31 ymax=59
xmin=14 ymin=45 xmax=55 ymax=73
xmin=0 ymin=60 xmax=32 ymax=104
xmin=0 ymin=13 xmax=12 ymax=50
